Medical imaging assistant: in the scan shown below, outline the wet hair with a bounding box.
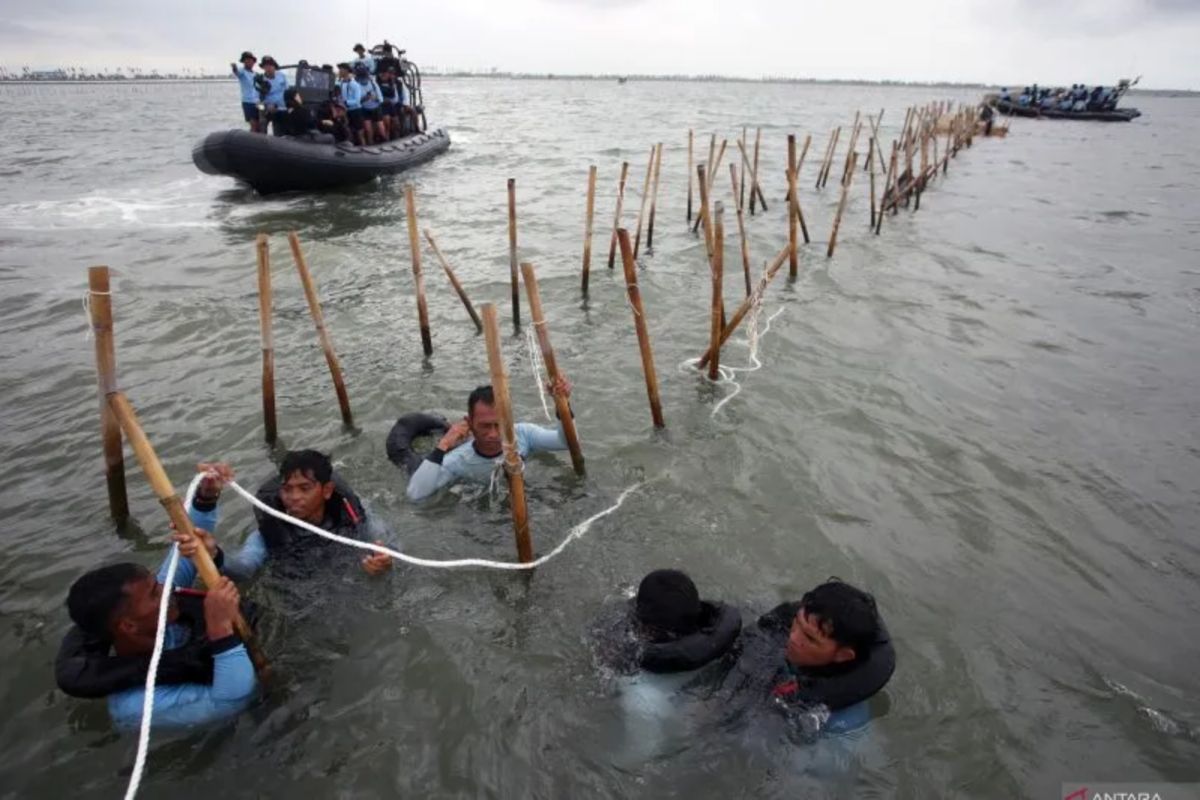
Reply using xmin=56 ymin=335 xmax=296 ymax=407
xmin=467 ymin=385 xmax=495 ymax=416
xmin=66 ymin=563 xmax=150 ymax=638
xmin=279 ymin=449 xmax=333 ymax=484
xmin=635 ymin=569 xmax=701 ymax=639
xmin=799 ymin=578 xmax=879 ymax=658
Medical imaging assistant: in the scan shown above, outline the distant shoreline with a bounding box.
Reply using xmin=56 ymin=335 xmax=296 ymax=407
xmin=0 ymin=74 xmax=1192 ymax=94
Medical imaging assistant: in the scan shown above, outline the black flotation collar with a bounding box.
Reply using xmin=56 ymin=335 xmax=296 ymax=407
xmin=639 ymin=601 xmax=743 ymax=674
xmin=385 ymin=412 xmax=449 ymax=473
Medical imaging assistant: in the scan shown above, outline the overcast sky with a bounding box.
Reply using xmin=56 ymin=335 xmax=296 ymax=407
xmin=1 ymin=0 xmax=1197 ymax=88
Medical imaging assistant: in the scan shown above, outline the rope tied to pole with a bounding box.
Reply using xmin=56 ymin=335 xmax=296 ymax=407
xmin=523 ymin=324 xmax=554 ymax=423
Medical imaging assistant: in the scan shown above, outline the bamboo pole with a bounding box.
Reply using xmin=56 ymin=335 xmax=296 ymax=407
xmin=697 ymin=164 xmax=714 ymax=265
xmin=254 ymin=235 xmax=277 ymax=442
xmin=686 ymin=129 xmax=694 ymax=223
xmin=876 ymin=142 xmax=898 ymax=235
xmin=698 ymin=243 xmax=789 ymax=370
xmin=827 ymin=152 xmax=858 ymax=258
xmin=738 ymin=126 xmax=747 ymax=210
xmin=423 ymin=229 xmax=482 ymax=332
xmin=692 ymin=138 xmax=727 ymax=234
xmin=815 ymin=130 xmax=835 ymax=190
xmin=708 ymin=202 xmax=725 ymax=381
xmin=107 ymin=392 xmax=269 ymax=676
xmin=607 ymin=161 xmax=630 ymax=270
xmin=400 ymin=193 xmax=435 ymax=356
xmin=519 ymin=262 xmax=585 ymax=476
xmin=840 ymin=112 xmax=861 ymax=186
xmin=750 ymin=127 xmax=763 ymax=214
xmin=736 ymin=139 xmax=768 ymax=218
xmin=478 ymin=304 xmax=533 ymax=562
xmin=88 ymin=266 xmax=129 ymax=520
xmin=869 ymin=136 xmax=878 ymax=229
xmin=706 ymin=133 xmax=716 ymax=187
xmin=787 ymin=134 xmax=798 ymax=277
xmin=820 ymin=126 xmax=842 ymax=189
xmin=729 ymin=163 xmax=752 ymax=297
xmin=507 ymin=178 xmax=520 ymax=327
xmin=633 ymin=145 xmax=655 ymax=257
xmin=616 ymin=229 xmax=664 ymax=428
xmin=289 ymin=232 xmax=356 ymax=421
xmin=581 ymin=164 xmax=597 ymax=295
xmin=646 ymin=143 xmax=663 ymax=252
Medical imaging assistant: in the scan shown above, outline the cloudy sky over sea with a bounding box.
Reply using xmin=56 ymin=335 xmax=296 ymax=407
xmin=1 ymin=0 xmax=1196 ymax=88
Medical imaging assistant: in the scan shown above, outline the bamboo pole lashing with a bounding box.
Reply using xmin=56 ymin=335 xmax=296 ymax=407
xmin=581 ymin=164 xmax=597 ymax=295
xmin=479 ymin=304 xmax=533 ymax=562
xmin=289 ymin=231 xmax=357 ymax=420
xmin=254 ymin=235 xmax=277 ymax=442
xmin=616 ymin=229 xmax=664 ymax=429
xmin=827 ymin=152 xmax=858 ymax=258
xmin=607 ymin=161 xmax=630 ymax=270
xmin=106 ymin=391 xmax=269 ymax=676
xmin=708 ymin=202 xmax=725 ymax=381
xmin=88 ymin=265 xmax=129 ymax=520
xmin=423 ymin=229 xmax=482 ymax=333
xmin=519 ymin=262 xmax=585 ymax=476
xmin=728 ymin=163 xmax=752 ymax=297
xmin=646 ymin=143 xmax=663 ymax=252
xmin=633 ymin=145 xmax=656 ymax=257
xmin=697 ymin=243 xmax=789 ymax=370
xmin=507 ymin=178 xmax=520 ymax=327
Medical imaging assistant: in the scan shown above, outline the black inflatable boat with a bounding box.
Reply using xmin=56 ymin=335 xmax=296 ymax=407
xmin=192 ymin=128 xmax=451 ymax=193
xmin=993 ymin=99 xmax=1140 ymax=122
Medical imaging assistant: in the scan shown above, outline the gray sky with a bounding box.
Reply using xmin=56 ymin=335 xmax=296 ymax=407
xmin=1 ymin=0 xmax=1196 ymax=88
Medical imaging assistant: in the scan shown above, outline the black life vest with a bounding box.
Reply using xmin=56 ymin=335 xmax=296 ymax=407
xmin=253 ymin=473 xmax=368 ymax=556
xmin=55 ymin=592 xmax=213 ymax=699
xmin=640 ymin=601 xmax=743 ymax=674
xmin=379 ymin=79 xmax=398 ymax=102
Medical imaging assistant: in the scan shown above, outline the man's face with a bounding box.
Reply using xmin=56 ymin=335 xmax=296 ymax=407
xmin=242 ymin=57 xmax=256 ymax=70
xmin=279 ymin=470 xmax=334 ymax=523
xmin=263 ymin=63 xmax=276 ymax=76
xmin=338 ymin=68 xmax=350 ymax=80
xmin=786 ymin=609 xmax=855 ymax=668
xmin=116 ymin=574 xmax=177 ymax=646
xmin=469 ymin=401 xmax=502 ymax=456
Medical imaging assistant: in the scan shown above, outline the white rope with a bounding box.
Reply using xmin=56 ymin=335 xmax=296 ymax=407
xmin=524 ymin=324 xmax=554 ymax=423
xmin=122 ymin=475 xmax=200 ymax=800
xmin=225 ymin=477 xmax=643 ymax=570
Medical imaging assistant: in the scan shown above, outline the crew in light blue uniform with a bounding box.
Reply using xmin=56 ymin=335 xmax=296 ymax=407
xmin=230 ymin=51 xmax=260 ymax=132
xmin=352 ymin=43 xmax=376 ymax=75
xmin=63 ymin=559 xmax=257 ymax=730
xmin=336 ymin=62 xmax=366 ymax=145
xmin=258 ymin=55 xmax=289 ymax=135
xmin=406 ymin=380 xmax=574 ymax=502
xmin=355 ymin=63 xmax=384 ymax=145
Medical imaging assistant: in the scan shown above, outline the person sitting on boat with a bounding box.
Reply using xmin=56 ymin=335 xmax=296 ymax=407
xmin=280 ymin=88 xmax=316 ymax=137
xmin=180 ymin=452 xmax=394 ymax=579
xmin=257 ymin=56 xmax=288 ymax=136
xmin=56 ymin=561 xmax=257 ymax=730
xmin=378 ymin=66 xmax=401 ymax=140
xmin=335 ymin=63 xmax=366 ymax=145
xmin=405 ymin=380 xmax=574 ymax=502
xmin=998 ymin=87 xmax=1011 ymax=103
xmin=352 ymin=43 xmax=376 ymax=76
xmin=230 ymin=51 xmax=261 ymax=133
xmin=354 ymin=63 xmax=384 ymax=145
xmin=1017 ymin=87 xmax=1031 ymax=106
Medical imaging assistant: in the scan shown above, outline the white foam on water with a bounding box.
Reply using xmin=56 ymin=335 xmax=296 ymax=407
xmin=0 ymin=177 xmax=219 ymax=231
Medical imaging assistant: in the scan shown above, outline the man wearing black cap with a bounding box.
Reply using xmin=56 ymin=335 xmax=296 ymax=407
xmin=352 ymin=43 xmax=375 ymax=76
xmin=230 ymin=51 xmax=261 ymax=132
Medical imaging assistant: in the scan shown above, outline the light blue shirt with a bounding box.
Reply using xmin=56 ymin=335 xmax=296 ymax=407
xmin=234 ymin=65 xmax=258 ymax=103
xmin=353 ymin=55 xmax=376 ymax=75
xmin=358 ymin=77 xmax=381 ymax=109
xmin=261 ymin=71 xmax=288 ymax=109
xmin=338 ymin=78 xmax=362 ymax=110
xmin=406 ymin=421 xmax=569 ymax=502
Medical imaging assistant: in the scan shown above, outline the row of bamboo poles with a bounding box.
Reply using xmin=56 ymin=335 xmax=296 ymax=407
xmin=89 ymin=99 xmax=997 ymax=567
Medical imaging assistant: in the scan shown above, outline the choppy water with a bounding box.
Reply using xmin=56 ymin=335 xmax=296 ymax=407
xmin=0 ymin=79 xmax=1198 ymax=799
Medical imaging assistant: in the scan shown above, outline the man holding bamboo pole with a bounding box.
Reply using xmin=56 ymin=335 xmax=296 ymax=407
xmin=405 ymin=378 xmax=577 ymax=503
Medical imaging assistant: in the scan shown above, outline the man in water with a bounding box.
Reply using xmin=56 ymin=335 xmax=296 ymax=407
xmin=181 ymin=450 xmax=393 ymax=579
xmin=257 ymin=56 xmax=288 ymax=135
xmin=230 ymin=51 xmax=261 ymax=132
xmin=405 ymin=378 xmax=573 ymax=502
xmin=335 ymin=62 xmax=365 ymax=145
xmin=59 ymin=562 xmax=256 ymax=730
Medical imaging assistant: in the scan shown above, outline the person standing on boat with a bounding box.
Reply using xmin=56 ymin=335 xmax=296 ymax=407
xmin=335 ymin=63 xmax=366 ymax=145
xmin=378 ymin=66 xmax=400 ymax=140
xmin=258 ymin=56 xmax=289 ymax=136
xmin=404 ymin=380 xmax=574 ymax=502
xmin=352 ymin=43 xmax=375 ymax=76
xmin=230 ymin=51 xmax=261 ymax=133
xmin=354 ymin=63 xmax=384 ymax=145
xmin=280 ymin=88 xmax=316 ymax=137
